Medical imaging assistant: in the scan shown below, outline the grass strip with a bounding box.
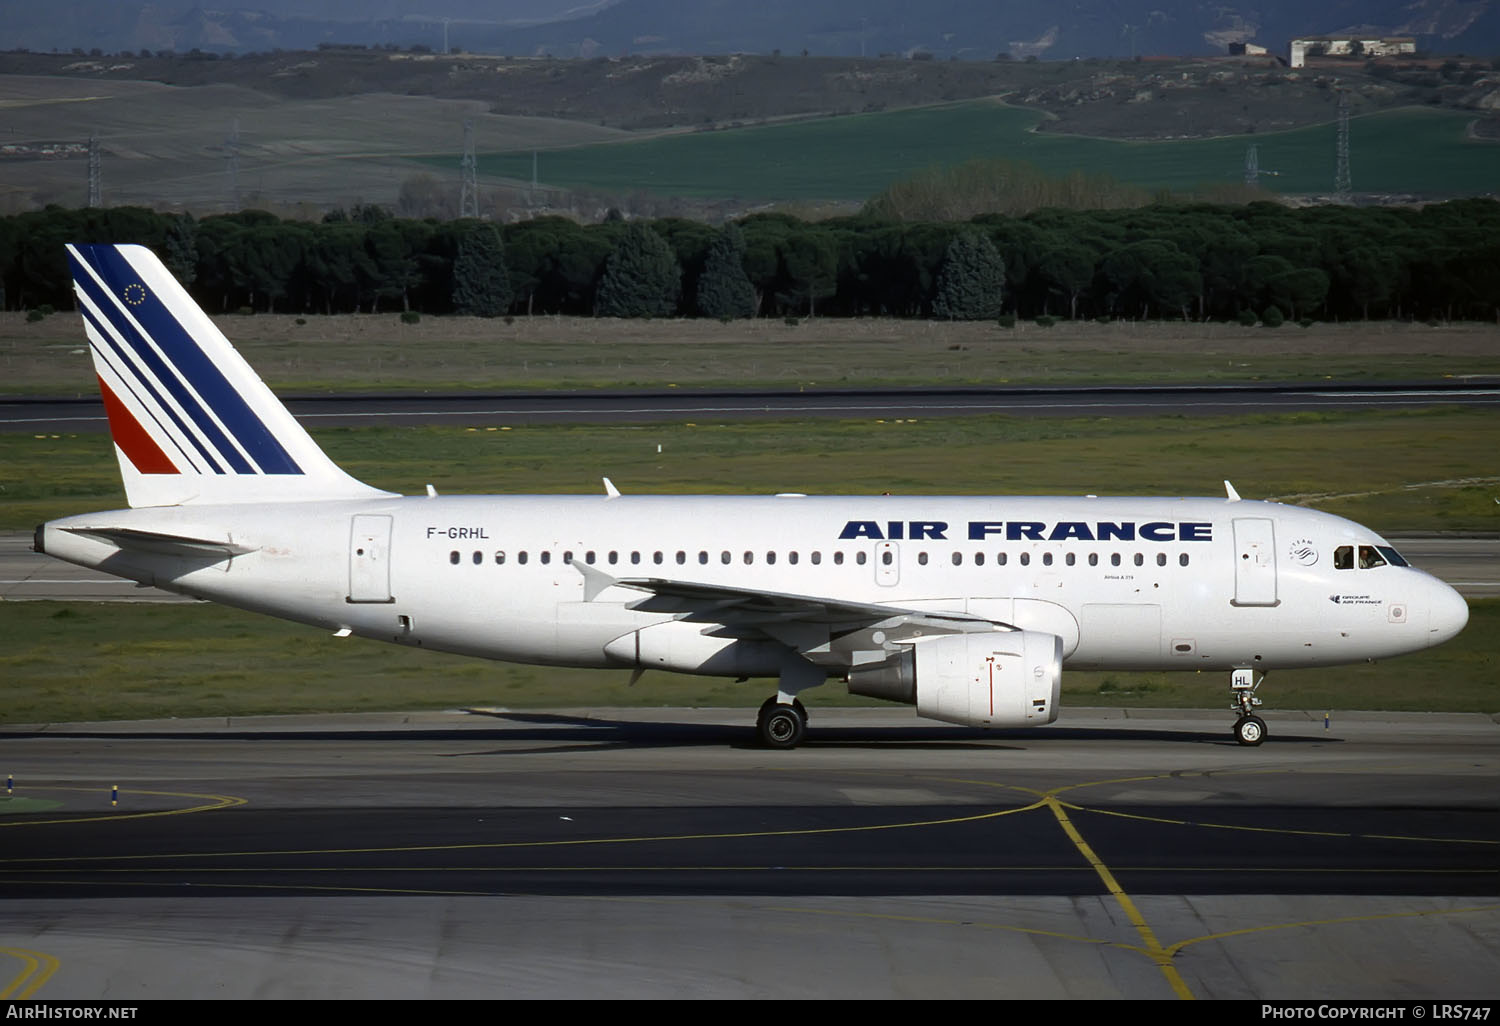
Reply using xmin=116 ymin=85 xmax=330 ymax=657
xmin=4 ymin=408 xmax=1496 ymax=532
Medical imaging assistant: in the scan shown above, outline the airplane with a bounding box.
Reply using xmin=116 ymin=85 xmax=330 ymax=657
xmin=35 ymin=244 xmax=1470 ymax=748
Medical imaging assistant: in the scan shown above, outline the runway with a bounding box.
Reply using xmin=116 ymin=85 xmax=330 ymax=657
xmin=4 ymin=381 xmax=1499 ymax=432
xmin=1 ymin=708 xmax=1496 ymax=999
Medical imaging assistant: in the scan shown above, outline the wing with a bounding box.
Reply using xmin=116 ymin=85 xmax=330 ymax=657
xmin=574 ymin=561 xmax=1013 ymax=653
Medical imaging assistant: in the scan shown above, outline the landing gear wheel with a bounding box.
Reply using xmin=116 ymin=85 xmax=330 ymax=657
xmin=757 ymin=702 xmax=807 ymax=750
xmin=1233 ymin=715 xmax=1267 ymax=747
xmin=757 ymin=696 xmax=806 ymax=721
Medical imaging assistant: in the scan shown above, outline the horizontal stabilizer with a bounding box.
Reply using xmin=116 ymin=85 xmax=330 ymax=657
xmin=62 ymin=525 xmax=257 ymax=559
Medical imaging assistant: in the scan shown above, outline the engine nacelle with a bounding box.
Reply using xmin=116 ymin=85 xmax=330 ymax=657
xmin=848 ymin=631 xmax=1062 ymax=728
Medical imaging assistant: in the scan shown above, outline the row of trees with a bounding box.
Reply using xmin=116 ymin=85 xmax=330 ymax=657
xmin=3 ymin=198 xmax=1499 ymax=322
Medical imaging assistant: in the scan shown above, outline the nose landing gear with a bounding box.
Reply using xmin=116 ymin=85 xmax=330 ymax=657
xmin=1230 ymin=668 xmax=1266 ymax=746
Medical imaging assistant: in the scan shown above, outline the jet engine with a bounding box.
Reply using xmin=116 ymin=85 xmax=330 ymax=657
xmin=847 ymin=630 xmax=1062 ymax=728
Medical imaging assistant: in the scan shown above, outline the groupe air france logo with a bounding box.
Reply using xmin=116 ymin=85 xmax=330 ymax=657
xmin=123 ymin=282 xmax=147 ymax=306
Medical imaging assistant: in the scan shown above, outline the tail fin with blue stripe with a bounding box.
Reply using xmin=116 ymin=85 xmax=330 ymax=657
xmin=67 ymin=243 xmax=393 ymax=508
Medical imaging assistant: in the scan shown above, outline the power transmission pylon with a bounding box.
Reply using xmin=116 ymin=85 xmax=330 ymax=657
xmin=87 ymin=133 xmax=102 ymax=208
xmin=1335 ymin=91 xmax=1352 ymax=202
xmin=1244 ymin=144 xmax=1259 ymax=188
xmin=460 ymin=119 xmax=479 ymax=219
xmin=225 ymin=119 xmax=241 ymax=212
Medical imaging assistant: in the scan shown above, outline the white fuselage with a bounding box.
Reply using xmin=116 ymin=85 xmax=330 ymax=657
xmin=41 ymin=493 xmax=1469 ymax=681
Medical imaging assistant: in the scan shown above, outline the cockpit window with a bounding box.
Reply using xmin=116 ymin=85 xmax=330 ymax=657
xmin=1358 ymin=545 xmax=1387 ymax=569
xmin=1376 ymin=545 xmax=1409 ymax=567
xmin=1334 ymin=545 xmax=1354 ymax=570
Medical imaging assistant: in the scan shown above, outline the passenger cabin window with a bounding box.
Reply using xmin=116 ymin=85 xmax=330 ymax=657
xmin=856 ymin=552 xmax=867 ymax=566
xmin=495 ymin=551 xmax=505 ymax=564
xmin=472 ymin=551 xmax=482 ymax=565
xmin=540 ymin=552 xmax=551 ymax=565
xmin=449 ymin=551 xmax=460 ymax=565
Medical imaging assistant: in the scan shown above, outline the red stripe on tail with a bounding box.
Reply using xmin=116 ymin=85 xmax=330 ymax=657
xmin=97 ymin=375 xmax=179 ymax=474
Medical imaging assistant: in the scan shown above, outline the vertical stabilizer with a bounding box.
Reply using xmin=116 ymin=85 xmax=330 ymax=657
xmin=67 ymin=243 xmax=394 ymax=508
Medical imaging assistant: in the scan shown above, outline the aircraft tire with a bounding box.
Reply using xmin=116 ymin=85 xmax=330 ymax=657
xmin=1233 ymin=715 xmax=1267 ymax=747
xmin=758 ymin=696 xmax=808 ymax=723
xmin=759 ymin=703 xmax=807 ymax=750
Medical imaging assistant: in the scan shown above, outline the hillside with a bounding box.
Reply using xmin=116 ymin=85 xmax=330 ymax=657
xmin=6 ymin=49 xmax=1497 ymax=136
xmin=5 ymin=0 xmax=1498 ymax=59
xmin=1 ymin=50 xmax=1495 ymax=214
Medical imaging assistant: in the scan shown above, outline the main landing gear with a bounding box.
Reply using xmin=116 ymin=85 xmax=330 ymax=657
xmin=1230 ymin=668 xmax=1267 ymax=746
xmin=755 ymin=655 xmax=824 ymax=749
xmin=756 ymin=697 xmax=808 ymax=749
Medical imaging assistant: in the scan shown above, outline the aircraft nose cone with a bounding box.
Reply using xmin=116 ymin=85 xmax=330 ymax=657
xmin=1427 ymin=578 xmax=1469 ymax=648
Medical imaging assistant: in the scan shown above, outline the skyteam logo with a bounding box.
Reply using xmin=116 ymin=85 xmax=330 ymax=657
xmin=68 ymin=244 xmax=303 ymax=478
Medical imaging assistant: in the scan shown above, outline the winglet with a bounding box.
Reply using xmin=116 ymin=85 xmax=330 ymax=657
xmin=1224 ymin=480 xmax=1242 ymax=502
xmin=602 ymin=477 xmax=621 ymax=498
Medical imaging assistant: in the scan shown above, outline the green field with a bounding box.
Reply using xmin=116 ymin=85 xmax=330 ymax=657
xmin=460 ymin=102 xmax=1498 ymax=201
xmin=5 ymin=407 xmax=1496 ymax=532
xmin=5 ymin=312 xmax=1498 ymax=396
